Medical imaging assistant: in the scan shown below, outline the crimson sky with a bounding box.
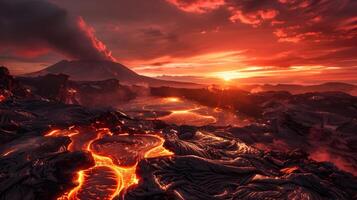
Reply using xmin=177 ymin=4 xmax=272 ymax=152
xmin=1 ymin=0 xmax=356 ymax=84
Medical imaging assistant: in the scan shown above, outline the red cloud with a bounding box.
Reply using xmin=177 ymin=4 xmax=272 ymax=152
xmin=229 ymin=9 xmax=279 ymax=26
xmin=166 ymin=0 xmax=225 ymax=13
xmin=14 ymin=48 xmax=50 ymax=58
xmin=166 ymin=0 xmax=279 ymax=26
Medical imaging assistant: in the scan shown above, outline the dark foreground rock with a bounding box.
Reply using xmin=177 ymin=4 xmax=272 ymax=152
xmin=121 ymin=129 xmax=357 ymax=200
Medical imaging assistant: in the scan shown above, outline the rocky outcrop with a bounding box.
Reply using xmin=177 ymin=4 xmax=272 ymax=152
xmin=122 ymin=128 xmax=357 ymax=200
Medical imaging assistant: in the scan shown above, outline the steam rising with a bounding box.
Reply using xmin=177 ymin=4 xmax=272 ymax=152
xmin=0 ymin=0 xmax=115 ymax=61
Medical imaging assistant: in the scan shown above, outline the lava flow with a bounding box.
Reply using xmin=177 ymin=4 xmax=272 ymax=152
xmin=46 ymin=126 xmax=173 ymax=200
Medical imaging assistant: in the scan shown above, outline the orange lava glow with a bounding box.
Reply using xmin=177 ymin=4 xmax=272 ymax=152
xmin=0 ymin=95 xmax=6 ymax=102
xmin=1 ymin=149 xmax=16 ymax=157
xmin=164 ymin=97 xmax=181 ymax=103
xmin=67 ymin=88 xmax=77 ymax=94
xmin=280 ymin=166 xmax=299 ymax=174
xmin=46 ymin=126 xmax=173 ymax=200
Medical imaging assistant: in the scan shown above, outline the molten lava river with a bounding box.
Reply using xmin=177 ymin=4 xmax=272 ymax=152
xmin=119 ymin=97 xmax=250 ymax=127
xmin=45 ymin=126 xmax=173 ymax=200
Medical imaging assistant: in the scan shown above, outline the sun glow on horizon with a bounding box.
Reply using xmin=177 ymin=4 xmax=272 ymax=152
xmin=215 ymin=71 xmax=243 ymax=81
xmin=124 ymin=48 xmax=351 ymax=85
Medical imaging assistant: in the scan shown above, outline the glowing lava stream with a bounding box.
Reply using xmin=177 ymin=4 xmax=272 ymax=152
xmin=47 ymin=127 xmax=173 ymax=200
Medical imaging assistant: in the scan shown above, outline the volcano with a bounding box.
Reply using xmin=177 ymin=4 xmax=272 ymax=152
xmin=25 ymin=60 xmax=202 ymax=88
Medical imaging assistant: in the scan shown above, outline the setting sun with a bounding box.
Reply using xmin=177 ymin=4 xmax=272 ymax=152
xmin=215 ymin=71 xmax=241 ymax=81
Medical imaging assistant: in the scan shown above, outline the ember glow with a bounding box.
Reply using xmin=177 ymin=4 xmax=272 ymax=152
xmin=0 ymin=95 xmax=5 ymax=102
xmin=45 ymin=126 xmax=173 ymax=200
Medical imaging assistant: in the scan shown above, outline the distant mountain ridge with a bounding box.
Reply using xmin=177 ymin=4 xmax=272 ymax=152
xmin=25 ymin=60 xmax=203 ymax=88
xmin=243 ymin=82 xmax=357 ymax=95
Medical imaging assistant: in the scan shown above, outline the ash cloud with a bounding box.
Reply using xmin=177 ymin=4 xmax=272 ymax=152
xmin=0 ymin=0 xmax=115 ymax=61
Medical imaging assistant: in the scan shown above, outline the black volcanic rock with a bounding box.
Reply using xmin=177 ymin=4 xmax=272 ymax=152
xmin=0 ymin=135 xmax=94 ymax=200
xmin=177 ymin=125 xmax=197 ymax=140
xmin=17 ymin=73 xmax=139 ymax=107
xmin=121 ymin=129 xmax=357 ymax=200
xmin=0 ymin=66 xmax=29 ymax=99
xmin=242 ymin=82 xmax=357 ymax=95
xmin=0 ymin=66 xmax=12 ymax=89
xmin=17 ymin=74 xmax=70 ymax=102
xmin=70 ymin=79 xmax=137 ymax=107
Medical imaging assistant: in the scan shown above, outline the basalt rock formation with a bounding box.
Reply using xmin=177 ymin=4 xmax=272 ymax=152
xmin=17 ymin=74 xmax=138 ymax=107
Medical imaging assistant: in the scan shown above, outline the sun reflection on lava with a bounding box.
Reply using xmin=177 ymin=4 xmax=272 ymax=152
xmin=163 ymin=97 xmax=181 ymax=103
xmin=171 ymin=109 xmax=193 ymax=114
xmin=157 ymin=108 xmax=217 ymax=126
xmin=47 ymin=126 xmax=173 ymax=200
xmin=120 ymin=97 xmax=248 ymax=127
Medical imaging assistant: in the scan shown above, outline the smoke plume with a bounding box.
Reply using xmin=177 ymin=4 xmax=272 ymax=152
xmin=0 ymin=0 xmax=116 ymax=61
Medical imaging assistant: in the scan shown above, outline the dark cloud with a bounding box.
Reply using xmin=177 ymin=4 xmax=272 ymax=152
xmin=47 ymin=0 xmax=232 ymax=61
xmin=0 ymin=0 xmax=115 ymax=61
